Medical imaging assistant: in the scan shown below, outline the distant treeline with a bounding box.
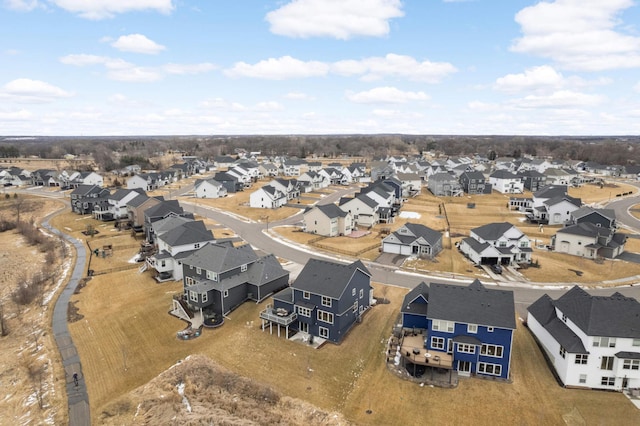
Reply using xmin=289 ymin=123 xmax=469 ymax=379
xmin=1 ymin=134 xmax=640 ymax=171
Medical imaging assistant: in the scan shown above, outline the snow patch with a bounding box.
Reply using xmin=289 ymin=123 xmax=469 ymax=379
xmin=177 ymin=382 xmax=192 ymax=413
xmin=399 ymin=211 xmax=421 ymax=219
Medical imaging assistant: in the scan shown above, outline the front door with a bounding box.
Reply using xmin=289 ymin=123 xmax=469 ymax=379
xmin=299 ymin=321 xmax=309 ymax=334
xmin=458 ymin=361 xmax=471 ymax=376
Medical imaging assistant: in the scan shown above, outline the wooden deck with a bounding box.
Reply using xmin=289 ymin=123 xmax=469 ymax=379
xmin=400 ymin=333 xmax=453 ymax=369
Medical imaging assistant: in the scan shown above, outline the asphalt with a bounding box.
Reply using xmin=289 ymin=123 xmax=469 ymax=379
xmin=42 ymin=208 xmax=91 ymax=426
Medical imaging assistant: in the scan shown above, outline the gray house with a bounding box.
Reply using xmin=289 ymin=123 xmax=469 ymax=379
xmin=381 ymin=223 xmax=443 ymax=259
xmin=171 ymin=242 xmax=289 ymax=328
xmin=459 ymin=171 xmax=491 ymax=195
xmin=428 ymin=172 xmax=463 ymax=197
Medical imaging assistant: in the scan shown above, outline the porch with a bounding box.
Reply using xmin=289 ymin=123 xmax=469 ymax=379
xmin=259 ymin=305 xmax=298 ymax=338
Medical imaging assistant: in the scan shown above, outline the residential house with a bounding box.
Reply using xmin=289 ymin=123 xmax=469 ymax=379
xmin=171 ymin=242 xmax=289 ymax=328
xmin=298 ymin=171 xmax=329 ymax=190
xmin=381 ymin=223 xmax=443 ymax=259
xmin=527 ymin=286 xmax=640 ymax=391
xmin=459 ymin=171 xmax=491 ymax=195
xmin=396 ymin=172 xmax=422 ymax=197
xmin=282 ymin=159 xmax=307 ymax=176
xmin=146 ymin=220 xmax=215 ymax=281
xmin=94 ymin=188 xmax=146 ymax=221
xmin=126 ymin=194 xmax=163 ymax=232
xmin=213 ymin=172 xmax=243 ymax=193
xmin=399 ymin=280 xmax=515 ymax=380
xmin=528 ymin=185 xmax=581 ymax=225
xmin=339 ymin=195 xmax=379 ymax=228
xmin=213 ymin=155 xmax=237 ymax=171
xmin=489 ymin=170 xmax=524 ymax=194
xmin=70 ymin=171 xmax=104 ymax=188
xmin=320 ymin=167 xmax=347 ymax=185
xmin=259 ymin=163 xmax=279 ymax=178
xmin=518 ymin=170 xmax=546 ymax=192
xmin=143 ymin=200 xmax=193 ymax=242
xmin=459 ymin=222 xmax=533 ymax=266
xmin=249 ymin=185 xmax=287 ymax=209
xmin=226 ymin=165 xmax=252 ymax=189
xmin=428 ymin=172 xmax=463 ymax=197
xmin=551 ymin=222 xmax=627 ymax=259
xmin=307 ymin=161 xmax=323 ymax=172
xmin=302 ymin=204 xmax=353 ymax=236
xmin=263 ymin=259 xmax=372 ymax=344
xmin=270 ymin=178 xmax=301 ymax=200
xmin=70 ymin=184 xmax=110 ymax=215
xmin=569 ymin=206 xmax=617 ymax=229
xmin=194 ymin=178 xmax=228 ymax=199
xmin=127 ymin=173 xmax=161 ymax=191
xmin=544 ymin=168 xmax=573 ymax=186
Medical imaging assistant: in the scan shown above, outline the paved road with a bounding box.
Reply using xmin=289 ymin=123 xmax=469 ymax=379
xmin=41 ymin=204 xmax=91 ymax=426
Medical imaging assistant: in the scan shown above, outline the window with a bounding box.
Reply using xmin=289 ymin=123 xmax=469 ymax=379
xmin=481 ymin=344 xmax=504 ymax=358
xmin=432 ymin=319 xmax=455 ymax=333
xmin=185 ymin=276 xmax=195 ymax=286
xmin=623 ymin=359 xmax=640 ymax=370
xmin=478 ymin=362 xmax=502 ymax=376
xmin=562 ymin=314 xmax=567 ymax=322
xmin=352 ymin=288 xmax=356 ymax=297
xmin=206 ymin=270 xmax=218 ymax=281
xmin=297 ymin=306 xmax=311 ymax=317
xmin=189 ymin=291 xmax=197 ymax=302
xmin=467 ymin=324 xmax=477 ymax=334
xmin=458 ymin=344 xmax=475 ymax=354
xmin=317 ymin=310 xmax=334 ymax=324
xmin=223 ymin=290 xmax=229 ymax=298
xmin=241 ymin=264 xmax=247 ymax=272
xmin=487 ymin=326 xmax=494 ymax=332
xmin=559 ymin=346 xmax=566 ymax=358
xmin=359 ymin=289 xmax=364 ymax=299
xmin=202 ymin=292 xmax=208 ymax=303
xmin=575 ymin=354 xmax=588 ymax=365
xmin=633 ymin=338 xmax=640 ymax=347
xmin=319 ymin=326 xmax=329 ymax=339
xmin=194 ymin=243 xmax=200 ymax=249
xmin=601 ymin=377 xmax=615 ymax=386
xmin=321 ymin=296 xmax=332 ymax=307
xmin=593 ymin=337 xmax=616 ymax=348
xmin=303 ymin=291 xmax=310 ymax=299
xmin=601 ymin=356 xmax=614 ymax=370
xmin=353 ymin=301 xmax=358 ymax=313
xmin=196 ymin=267 xmax=201 ymax=274
xmin=579 ymin=374 xmax=587 ymax=384
xmin=431 ymin=337 xmax=445 ymax=350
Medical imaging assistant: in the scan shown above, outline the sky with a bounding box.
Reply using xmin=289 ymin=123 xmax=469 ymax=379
xmin=1 ymin=0 xmax=640 ymax=137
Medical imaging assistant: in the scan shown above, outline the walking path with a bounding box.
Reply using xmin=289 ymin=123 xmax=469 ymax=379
xmin=42 ymin=209 xmax=90 ymax=426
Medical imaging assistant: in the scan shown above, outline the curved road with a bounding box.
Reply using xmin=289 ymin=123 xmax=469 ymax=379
xmin=39 ymin=197 xmax=90 ymax=426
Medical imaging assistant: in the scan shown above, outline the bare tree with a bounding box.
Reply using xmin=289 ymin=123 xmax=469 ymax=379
xmin=0 ymin=300 xmax=7 ymax=336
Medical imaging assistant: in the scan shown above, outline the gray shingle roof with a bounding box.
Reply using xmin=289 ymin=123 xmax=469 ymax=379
xmin=292 ymin=259 xmax=370 ymax=299
xmin=183 ymin=243 xmax=258 ymax=273
xmin=316 ymin=203 xmax=348 ymax=218
xmin=160 ymin=221 xmax=214 ymax=246
xmin=427 ymin=280 xmax=516 ymax=329
xmin=472 ymin=222 xmax=517 ymax=241
xmin=401 ymin=281 xmax=429 ymax=316
xmin=527 ymin=294 xmax=587 ymax=353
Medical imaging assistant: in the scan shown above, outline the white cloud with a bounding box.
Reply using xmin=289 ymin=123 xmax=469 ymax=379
xmin=162 ymin=63 xmax=217 ymax=75
xmin=107 ymin=67 xmax=162 ymax=82
xmin=372 ymin=109 xmax=400 ymax=117
xmin=4 ymin=0 xmax=39 ymax=11
xmin=48 ymin=0 xmax=174 ymax=20
xmin=254 ymin=101 xmax=284 ymax=111
xmin=332 ymin=53 xmax=457 ymax=83
xmin=511 ymin=0 xmax=640 ymax=71
xmin=0 ymin=109 xmax=32 ymax=120
xmin=199 ymin=98 xmax=246 ymax=111
xmin=266 ymin=0 xmax=404 ymax=39
xmin=1 ymin=78 xmax=73 ymax=103
xmin=346 ymin=87 xmax=428 ymax=104
xmin=467 ymin=101 xmax=499 ymax=111
xmin=634 ymin=82 xmax=640 ymax=93
xmin=495 ymin=65 xmax=564 ymax=93
xmin=284 ymin=92 xmax=315 ymax=100
xmin=225 ymin=56 xmax=330 ymax=80
xmin=111 ymin=34 xmax=165 ymax=54
xmin=513 ymin=90 xmax=603 ymax=108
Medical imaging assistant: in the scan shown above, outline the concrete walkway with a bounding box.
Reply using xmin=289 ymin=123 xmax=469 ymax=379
xmin=42 ymin=211 xmax=90 ymax=426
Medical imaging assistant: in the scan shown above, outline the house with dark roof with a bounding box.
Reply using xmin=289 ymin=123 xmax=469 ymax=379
xmin=249 ymin=184 xmax=287 ymax=209
xmin=551 ymin=222 xmax=627 ymax=259
xmin=526 ymin=185 xmax=581 ymax=225
xmin=339 ymin=195 xmax=379 ymax=228
xmin=489 ymin=170 xmax=524 ymax=194
xmin=93 ymin=188 xmax=146 ymax=221
xmin=518 ymin=170 xmax=546 ymax=192
xmin=70 ymin=184 xmax=110 ymax=215
xmin=399 ymin=280 xmax=516 ymax=380
xmin=527 ymin=286 xmax=640 ymax=391
xmin=171 ymin=242 xmax=289 ymax=330
xmin=459 ymin=222 xmax=533 ymax=266
xmin=126 ymin=194 xmax=163 ymax=232
xmin=382 ymin=223 xmax=443 ymax=259
xmin=143 ymin=200 xmax=193 ymax=242
xmin=262 ymin=259 xmax=372 ymax=344
xmin=213 ymin=172 xmax=243 ymax=193
xmin=303 ymin=204 xmax=353 ymax=236
xmin=146 ymin=220 xmax=215 ymax=281
xmin=459 ymin=171 xmax=491 ymax=195
xmin=194 ymin=178 xmax=228 ymax=199
xmin=569 ymin=206 xmax=617 ymax=229
xmin=427 ymin=172 xmax=463 ymax=197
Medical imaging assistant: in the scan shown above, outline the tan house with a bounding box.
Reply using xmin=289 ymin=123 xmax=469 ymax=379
xmin=303 ymin=204 xmax=353 ymax=236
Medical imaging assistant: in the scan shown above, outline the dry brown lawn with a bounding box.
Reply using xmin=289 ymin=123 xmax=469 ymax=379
xmin=66 ymin=266 xmax=639 ymax=425
xmin=189 ymin=192 xmax=303 ymax=222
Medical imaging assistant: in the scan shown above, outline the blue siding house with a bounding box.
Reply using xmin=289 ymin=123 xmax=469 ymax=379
xmin=262 ymin=259 xmax=372 ymax=344
xmin=400 ymin=279 xmax=516 ymax=380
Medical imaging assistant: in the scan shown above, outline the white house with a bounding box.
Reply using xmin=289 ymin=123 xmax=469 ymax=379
xmin=551 ymin=223 xmax=627 ymax=259
xmin=302 ymin=204 xmax=353 ymax=236
xmin=381 ymin=223 xmax=443 ymax=258
xmin=249 ymin=185 xmax=287 ymax=209
xmin=194 ymin=178 xmax=228 ymax=199
xmin=459 ymin=222 xmax=532 ymax=266
xmin=339 ymin=195 xmax=379 ymax=228
xmin=527 ymin=286 xmax=640 ymax=391
xmin=298 ymin=171 xmax=329 ymax=190
xmin=489 ymin=170 xmax=524 ymax=194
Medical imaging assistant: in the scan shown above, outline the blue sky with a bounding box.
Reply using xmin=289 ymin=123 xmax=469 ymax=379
xmin=1 ymin=0 xmax=640 ymax=136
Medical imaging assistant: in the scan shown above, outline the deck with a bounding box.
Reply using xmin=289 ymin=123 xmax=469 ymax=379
xmin=400 ymin=333 xmax=453 ymax=369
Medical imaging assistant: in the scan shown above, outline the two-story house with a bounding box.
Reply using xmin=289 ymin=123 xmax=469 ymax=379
xmin=382 ymin=223 xmax=443 ymax=259
xmin=459 ymin=171 xmax=491 ymax=195
xmin=551 ymin=222 xmax=627 ymax=259
xmin=194 ymin=178 xmax=228 ymax=199
xmin=399 ymin=280 xmax=515 ymax=380
xmin=428 ymin=172 xmax=463 ymax=197
xmin=303 ymin=204 xmax=353 ymax=236
xmin=70 ymin=184 xmax=110 ymax=215
xmin=249 ymin=185 xmax=287 ymax=209
xmin=527 ymin=286 xmax=640 ymax=391
xmin=262 ymin=259 xmax=372 ymax=344
xmin=459 ymin=222 xmax=533 ymax=266
xmin=489 ymin=170 xmax=524 ymax=194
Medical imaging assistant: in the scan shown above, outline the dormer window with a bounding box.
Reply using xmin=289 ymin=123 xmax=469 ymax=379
xmin=241 ymin=264 xmax=247 ymax=272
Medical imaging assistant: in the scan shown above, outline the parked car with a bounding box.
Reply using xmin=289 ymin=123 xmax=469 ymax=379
xmin=491 ymin=264 xmax=503 ymax=274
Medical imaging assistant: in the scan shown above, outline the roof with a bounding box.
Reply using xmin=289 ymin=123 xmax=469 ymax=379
xmin=292 ymin=259 xmax=370 ymax=299
xmin=159 ymin=221 xmax=214 ymax=246
xmin=527 ymin=294 xmax=587 ymax=353
xmin=392 ymin=223 xmax=442 ymax=245
xmin=183 ymin=243 xmax=259 ymax=273
xmin=246 ymin=253 xmax=289 ymax=286
xmin=544 ymin=195 xmax=581 ymax=208
xmin=429 ymin=172 xmax=457 ymax=182
xmin=144 ymin=200 xmax=184 ymax=220
xmin=490 ymin=170 xmax=519 ymax=179
xmin=427 ymin=280 xmax=516 ymax=329
xmin=472 ymin=222 xmax=518 ymax=241
xmin=553 ymin=286 xmax=640 ymax=338
xmin=461 ymin=171 xmax=485 ymax=180
xmin=571 ymin=206 xmax=616 ymax=222
xmin=314 ymin=203 xmax=348 ymax=218
xmin=556 ymin=222 xmax=613 ymax=239
xmin=401 ymin=281 xmax=429 ymax=316
xmin=534 ymin=185 xmax=568 ymax=199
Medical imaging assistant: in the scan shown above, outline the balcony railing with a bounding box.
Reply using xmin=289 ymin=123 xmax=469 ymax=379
xmin=259 ymin=306 xmax=297 ymax=326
